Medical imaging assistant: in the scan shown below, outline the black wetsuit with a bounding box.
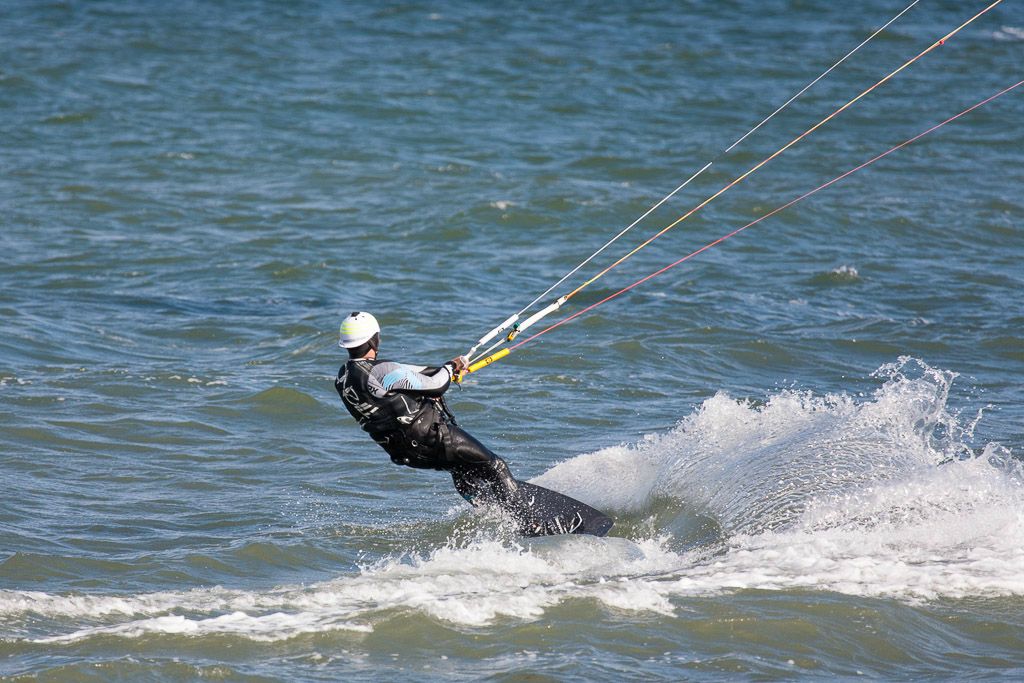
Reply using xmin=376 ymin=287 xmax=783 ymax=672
xmin=335 ymin=357 xmax=519 ymax=506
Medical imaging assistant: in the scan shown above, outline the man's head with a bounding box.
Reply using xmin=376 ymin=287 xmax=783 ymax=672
xmin=339 ymin=311 xmax=380 ymax=358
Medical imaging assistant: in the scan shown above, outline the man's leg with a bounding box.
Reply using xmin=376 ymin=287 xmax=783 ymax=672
xmin=444 ymin=426 xmax=519 ymax=506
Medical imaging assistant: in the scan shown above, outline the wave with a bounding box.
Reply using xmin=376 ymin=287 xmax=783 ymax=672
xmin=5 ymin=358 xmax=1021 ymax=644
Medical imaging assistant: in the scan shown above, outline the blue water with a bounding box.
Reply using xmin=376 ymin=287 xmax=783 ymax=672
xmin=2 ymin=1 xmax=1023 ymax=680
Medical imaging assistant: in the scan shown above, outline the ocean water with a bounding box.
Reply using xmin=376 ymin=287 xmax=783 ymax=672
xmin=2 ymin=0 xmax=1023 ymax=680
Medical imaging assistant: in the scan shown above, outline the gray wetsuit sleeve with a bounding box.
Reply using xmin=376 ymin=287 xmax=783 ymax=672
xmin=368 ymin=361 xmax=452 ymax=399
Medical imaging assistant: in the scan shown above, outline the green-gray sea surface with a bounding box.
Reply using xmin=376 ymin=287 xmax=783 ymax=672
xmin=2 ymin=1 xmax=1023 ymax=681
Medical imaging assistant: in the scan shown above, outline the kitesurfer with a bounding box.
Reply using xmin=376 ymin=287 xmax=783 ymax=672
xmin=334 ymin=311 xmax=522 ymax=510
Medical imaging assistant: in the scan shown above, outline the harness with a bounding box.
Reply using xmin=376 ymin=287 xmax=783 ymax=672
xmin=336 ymin=359 xmax=453 ymax=469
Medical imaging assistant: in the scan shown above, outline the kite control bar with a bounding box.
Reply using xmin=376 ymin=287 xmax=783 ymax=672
xmin=453 ymin=348 xmax=509 ymax=384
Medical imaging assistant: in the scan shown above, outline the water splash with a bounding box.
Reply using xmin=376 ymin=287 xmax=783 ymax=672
xmin=538 ymin=357 xmax=997 ymax=535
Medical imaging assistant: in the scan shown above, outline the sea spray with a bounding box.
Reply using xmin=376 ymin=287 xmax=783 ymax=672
xmin=537 ymin=357 xmax=999 ymax=535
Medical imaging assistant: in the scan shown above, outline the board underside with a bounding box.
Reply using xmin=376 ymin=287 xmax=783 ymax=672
xmin=511 ymin=481 xmax=614 ymax=537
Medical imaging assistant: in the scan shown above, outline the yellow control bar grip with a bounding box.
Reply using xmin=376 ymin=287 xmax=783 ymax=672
xmin=468 ymin=348 xmax=510 ymax=374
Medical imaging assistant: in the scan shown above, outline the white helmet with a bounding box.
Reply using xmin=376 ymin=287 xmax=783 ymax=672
xmin=338 ymin=311 xmax=380 ymax=348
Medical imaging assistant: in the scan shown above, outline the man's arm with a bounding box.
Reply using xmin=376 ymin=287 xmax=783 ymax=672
xmin=371 ymin=355 xmax=469 ymax=398
xmin=369 ymin=361 xmax=455 ymax=398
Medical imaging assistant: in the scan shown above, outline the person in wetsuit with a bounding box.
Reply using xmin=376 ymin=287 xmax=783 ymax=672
xmin=334 ymin=311 xmax=521 ymax=509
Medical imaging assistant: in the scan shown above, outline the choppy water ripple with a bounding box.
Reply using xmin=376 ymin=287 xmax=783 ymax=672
xmin=2 ymin=0 xmax=1023 ymax=680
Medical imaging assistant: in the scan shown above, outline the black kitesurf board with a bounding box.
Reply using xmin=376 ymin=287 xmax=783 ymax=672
xmin=511 ymin=481 xmax=614 ymax=537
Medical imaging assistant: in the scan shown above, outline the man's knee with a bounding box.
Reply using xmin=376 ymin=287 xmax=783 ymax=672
xmin=451 ymin=457 xmax=519 ymax=505
xmin=446 ymin=425 xmax=498 ymax=466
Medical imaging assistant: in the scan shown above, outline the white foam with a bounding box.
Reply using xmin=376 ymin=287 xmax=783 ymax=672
xmin=669 ymin=456 xmax=1024 ymax=601
xmin=34 ymin=611 xmax=373 ymax=644
xmin=14 ymin=537 xmax=683 ymax=643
